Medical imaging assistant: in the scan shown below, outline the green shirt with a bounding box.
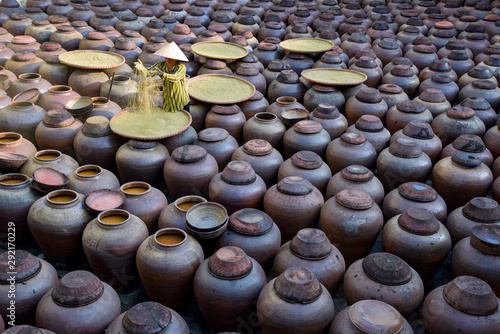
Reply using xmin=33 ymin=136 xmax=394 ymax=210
xmin=147 ymin=61 xmax=190 ymax=112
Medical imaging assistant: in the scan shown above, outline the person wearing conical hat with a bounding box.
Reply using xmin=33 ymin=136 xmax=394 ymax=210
xmin=135 ymin=42 xmax=190 ymax=112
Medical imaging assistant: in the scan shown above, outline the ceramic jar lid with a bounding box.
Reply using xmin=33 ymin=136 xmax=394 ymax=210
xmin=197 ymin=127 xmax=229 ymax=142
xmin=290 ymin=228 xmax=332 ymax=259
xmin=348 ymin=300 xmax=404 ymax=334
xmin=340 ymin=133 xmax=366 ymax=145
xmin=208 ymin=246 xmax=253 ymax=279
xmin=42 ymin=109 xmax=75 ymax=128
xmin=451 ymin=152 xmax=482 ymax=168
xmin=446 ymin=106 xmax=475 ymax=119
xmin=398 ymin=182 xmax=437 ymax=202
xmin=221 ymin=161 xmax=257 ymax=185
xmin=293 ymin=120 xmax=323 ymax=134
xmin=462 ymin=197 xmax=500 ymax=223
xmin=470 ymin=225 xmax=500 ymax=256
xmin=273 ymin=267 xmax=322 ymax=304
xmin=389 ymin=138 xmax=423 ymax=158
xmin=379 ymin=84 xmax=404 ymax=95
xmin=460 ymin=97 xmax=491 ymax=111
xmin=291 ymin=151 xmax=323 ymax=170
xmin=396 ymin=100 xmax=426 ymax=114
xmin=172 ymin=145 xmax=207 ymax=163
xmin=402 ymin=121 xmax=434 ymax=139
xmin=313 ymin=103 xmax=340 ymax=119
xmin=398 ymin=207 xmax=440 ymax=236
xmin=443 ymin=276 xmax=498 ymax=316
xmin=82 ymin=116 xmax=112 ymax=137
xmin=277 ymin=176 xmax=314 ymax=195
xmin=419 ymin=88 xmax=446 ymax=103
xmin=355 ymin=115 xmax=383 ymax=132
xmin=122 ymin=302 xmax=172 ymax=334
xmin=451 ymin=134 xmax=485 ymax=153
xmin=362 ymin=253 xmax=412 ymax=286
xmin=356 ymin=87 xmax=383 ymax=104
xmin=210 ymin=104 xmax=241 ymax=115
xmin=52 ymin=270 xmax=105 ymax=307
xmin=0 ymin=250 xmax=41 ymax=283
xmin=341 ymin=165 xmax=374 ymax=182
xmin=229 ymin=208 xmax=273 ymax=236
xmin=335 ymin=188 xmax=374 ymax=210
xmin=390 ymin=65 xmax=414 ymax=77
xmin=243 ymin=139 xmax=273 ymax=156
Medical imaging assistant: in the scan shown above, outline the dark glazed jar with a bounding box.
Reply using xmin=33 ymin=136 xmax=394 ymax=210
xmin=326 ymin=133 xmax=378 ymax=175
xmin=458 ymin=66 xmax=498 ymax=90
xmin=422 ymin=276 xmax=500 ymax=334
xmin=386 ymin=101 xmax=433 ymax=135
xmin=0 ymin=250 xmax=57 ymax=325
xmin=344 ymin=252 xmax=424 ymax=317
xmin=378 ymin=84 xmax=409 ymax=110
xmin=432 ymin=107 xmax=486 ymax=147
xmin=274 ymin=228 xmax=346 ymax=296
xmin=266 ymin=96 xmax=305 ymax=122
xmin=381 ymin=64 xmax=420 ymax=98
xmin=205 ymin=104 xmax=246 ymax=142
xmin=116 ymin=140 xmax=169 ymax=188
xmin=239 ymin=91 xmax=269 ymax=120
xmin=303 ymin=84 xmax=345 ymax=113
xmin=136 ymin=228 xmax=204 ymax=308
xmin=309 ymin=103 xmax=347 ymax=140
xmin=321 ymin=189 xmax=384 ymax=267
xmin=68 ymin=165 xmax=120 ymax=195
xmin=257 ymin=267 xmax=335 ymax=334
xmin=35 ymin=270 xmax=121 ymax=333
xmin=283 ymin=120 xmax=331 ymax=159
xmin=451 ymin=225 xmax=500 ymax=296
xmin=243 ymin=112 xmax=286 ymax=150
xmin=326 ymin=165 xmax=384 ymax=205
xmin=264 ymin=176 xmax=324 ymax=243
xmin=120 ymin=181 xmax=168 ymax=235
xmin=194 ymin=246 xmax=266 ymax=332
xmin=346 ymin=115 xmax=391 ymax=154
xmin=404 ymin=44 xmax=438 ymax=72
xmin=345 ymin=87 xmax=389 ymax=125
xmin=268 ymin=69 xmax=306 ymax=104
xmin=383 ymin=182 xmax=447 ymax=222
xmin=208 ymin=160 xmax=266 ymax=215
xmin=432 ymin=153 xmax=493 ymax=212
xmin=413 ymin=88 xmax=451 ymax=118
xmin=440 ymin=134 xmax=493 ymax=168
xmin=419 ymin=74 xmax=459 ymax=104
xmin=391 ymin=121 xmax=442 ymax=163
xmin=82 ymin=209 xmax=148 ymax=288
xmin=216 ymin=208 xmax=281 ymax=269
xmin=445 ymin=197 xmax=500 ymax=245
xmin=419 ymin=59 xmax=458 ymax=83
xmin=461 ymin=97 xmax=497 ymax=130
xmin=0 ymin=132 xmax=37 ymax=170
xmin=20 ymin=149 xmax=79 ymax=178
xmin=158 ymin=195 xmax=207 ymax=232
xmin=458 ymin=80 xmax=500 ymax=111
xmin=193 ymin=128 xmax=238 ymax=172
xmin=382 ymin=208 xmax=452 ymax=283
xmin=163 ymin=145 xmax=218 ymax=199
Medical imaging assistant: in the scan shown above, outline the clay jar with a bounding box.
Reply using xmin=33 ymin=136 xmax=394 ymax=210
xmin=330 ymin=300 xmax=414 ymax=334
xmin=344 ymin=252 xmax=424 ymax=317
xmin=27 ymin=190 xmax=94 ymax=261
xmin=303 ymin=84 xmax=345 ymax=113
xmin=263 ymin=176 xmax=324 ymax=243
xmin=163 ymin=145 xmax=218 ymax=199
xmin=6 ymin=73 xmax=51 ymax=98
xmin=0 ymin=131 xmax=36 ymax=169
xmin=321 ymin=189 xmax=384 ymax=267
xmin=116 ymin=140 xmax=169 ymax=188
xmin=49 ymin=25 xmax=83 ymax=51
xmin=309 ymin=103 xmax=348 ymax=141
xmin=274 ymin=228 xmax=346 ymax=296
xmin=194 ymin=246 xmax=266 ymax=332
xmin=326 ymin=165 xmax=385 ymax=206
xmin=326 ymin=133 xmax=378 ymax=175
xmin=441 ymin=134 xmax=493 ymax=168
xmin=38 ymin=55 xmax=70 ymax=86
xmin=386 ymin=101 xmax=433 ymax=135
xmin=378 ymin=84 xmax=409 ymax=110
xmin=20 ymin=149 xmax=79 ymax=178
xmin=234 ymin=63 xmax=266 ymax=94
xmin=267 ymin=69 xmax=306 ymax=104
xmin=89 ymin=97 xmax=122 ymax=119
xmin=257 ymin=267 xmax=335 ymax=334
xmin=136 ymin=228 xmax=204 ymax=308
xmin=158 ymin=195 xmax=207 ymax=232
xmin=266 ymin=96 xmax=305 ymax=122
xmin=193 ymin=128 xmax=238 ymax=172
xmin=382 ymin=208 xmax=452 ymax=283
xmin=458 ymin=66 xmax=498 ymax=90
xmin=106 ymin=302 xmax=190 ymax=334
xmin=208 ymin=161 xmax=266 ymax=215
xmin=198 ymin=59 xmax=232 ymax=75
xmin=419 ymin=59 xmax=458 ymax=83
xmin=413 ymin=88 xmax=451 ymax=118
xmin=391 ymin=121 xmax=442 ymax=163
xmin=216 ymin=208 xmax=281 ymax=269
xmin=68 ymin=164 xmax=120 ymax=195
xmin=461 ymin=97 xmax=497 ymax=131
xmin=349 ymin=56 xmax=383 ymax=88
xmin=205 ymin=104 xmax=246 ymax=142
xmin=278 ymin=150 xmax=332 ymax=194
xmin=445 ymin=197 xmax=500 ymax=245
xmin=459 ymin=80 xmax=500 ymax=111
xmin=99 ymin=75 xmax=138 ymax=108
xmin=38 ymin=85 xmax=81 ymax=111
xmin=346 ymin=115 xmax=391 ymax=154
xmin=283 ymin=120 xmax=331 ymax=159
xmin=68 ymin=69 xmax=109 ymax=97
xmin=381 ymin=65 xmax=420 ymax=98
xmin=120 ymin=181 xmax=168 ymax=235
xmin=422 ymin=276 xmax=500 ymax=334
xmin=432 ymin=107 xmax=486 ymax=147
xmin=231 ymin=139 xmax=283 ymax=188
xmin=35 ymin=270 xmax=121 ymax=334
xmin=345 ymin=87 xmax=389 ymax=125
xmin=451 ymin=225 xmax=500 ymax=296
xmin=239 ymin=91 xmax=269 ymax=120
xmin=82 ymin=209 xmax=148 ymax=288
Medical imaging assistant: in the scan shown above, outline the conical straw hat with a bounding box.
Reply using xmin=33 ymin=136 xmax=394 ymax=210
xmin=154 ymin=42 xmax=189 ymax=62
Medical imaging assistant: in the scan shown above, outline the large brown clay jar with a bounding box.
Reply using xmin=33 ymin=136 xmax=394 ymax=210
xmin=344 ymin=252 xmax=424 ymax=317
xmin=440 ymin=134 xmax=493 ymax=168
xmin=345 ymin=87 xmax=389 ymax=125
xmin=283 ymin=120 xmax=331 ymax=159
xmin=309 ymin=103 xmax=348 ymax=141
xmin=194 ymin=246 xmax=266 ymax=332
xmin=136 ymin=228 xmax=204 ymax=309
xmin=382 ymin=208 xmax=452 ymax=283
xmin=158 ymin=195 xmax=207 ymax=232
xmin=193 ymin=127 xmax=238 ymax=172
xmin=413 ymin=88 xmax=451 ymax=118
xmin=38 ymin=85 xmax=81 ymax=111
xmin=431 ymin=106 xmax=486 ymax=147
xmin=378 ymin=84 xmax=409 ymax=110
xmin=263 ymin=176 xmax=324 ymax=243
xmin=20 ymin=149 xmax=79 ymax=177
xmin=68 ymin=164 xmax=120 ymax=195
xmin=164 ymin=145 xmax=218 ymax=199
xmin=385 ymin=100 xmax=433 ymax=135
xmin=391 ymin=121 xmax=442 ymax=163
xmin=0 ymin=132 xmax=37 ymax=171
xmin=243 ymin=112 xmax=286 ymax=150
xmin=321 ymin=189 xmax=384 ymax=267
xmin=346 ymin=114 xmax=391 ymax=154
xmin=0 ymin=101 xmax=46 ymax=147
xmin=205 ymin=104 xmax=246 ymax=142
xmin=326 ymin=133 xmax=378 ymax=175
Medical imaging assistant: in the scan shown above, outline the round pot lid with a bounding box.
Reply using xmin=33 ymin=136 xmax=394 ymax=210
xmin=462 ymin=197 xmax=500 ymax=223
xmin=355 ymin=115 xmax=384 ymax=132
xmin=221 ymin=160 xmax=257 ymax=185
xmin=340 ymin=132 xmax=366 ymax=145
xmin=389 ymin=138 xmax=423 ymax=158
xmin=398 ymin=182 xmax=437 ymax=202
xmin=197 ymin=127 xmax=229 ymax=142
xmin=273 ymin=267 xmax=322 ymax=304
xmin=451 ymin=153 xmax=482 ymax=168
xmin=52 ymin=270 xmax=104 ymax=307
xmin=443 ymin=276 xmax=498 ymax=316
xmin=349 ymin=300 xmax=404 ymax=334
xmin=335 ymin=188 xmax=374 ymax=210
xmin=172 ymin=145 xmax=207 ymax=163
xmin=291 ymin=150 xmax=323 ymax=170
xmin=277 ymin=176 xmax=314 ymax=195
xmin=402 ymin=121 xmax=434 ymax=139
xmin=293 ymin=120 xmax=323 ymax=134
xmin=208 ymin=246 xmax=253 ymax=279
xmin=0 ymin=250 xmax=41 ymax=283
xmin=290 ymin=228 xmax=332 ymax=259
xmin=362 ymin=252 xmax=412 ymax=286
xmin=341 ymin=165 xmax=374 ymax=182
xmin=122 ymin=302 xmax=172 ymax=334
xmin=470 ymin=224 xmax=500 ymax=256
xmin=397 ymin=207 xmax=440 ymax=236
xmin=229 ymin=208 xmax=274 ymax=236
xmin=451 ymin=134 xmax=485 ymax=153
xmin=243 ymin=139 xmax=273 ymax=156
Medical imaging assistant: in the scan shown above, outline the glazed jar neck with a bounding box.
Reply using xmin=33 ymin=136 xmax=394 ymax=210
xmin=0 ymin=133 xmax=22 ymax=148
xmin=97 ymin=210 xmax=132 ymax=230
xmin=254 ymin=112 xmax=278 ymax=124
xmin=121 ymin=182 xmax=152 ymax=198
xmin=45 ymin=192 xmax=81 ymax=209
xmin=0 ymin=174 xmax=31 ymax=190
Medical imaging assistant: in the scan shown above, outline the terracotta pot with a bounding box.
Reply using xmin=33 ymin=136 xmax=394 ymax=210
xmin=344 ymin=252 xmax=425 ymax=317
xmin=391 ymin=121 xmax=442 ymax=163
xmin=345 ymin=87 xmax=389 ymax=125
xmin=0 ymin=250 xmax=58 ymax=325
xmin=106 ymin=302 xmax=190 ymax=334
xmin=382 ymin=181 xmax=448 ymax=222
xmin=20 ymin=149 xmax=79 ymax=177
xmin=28 ymin=189 xmax=94 ymax=260
xmin=440 ymin=134 xmax=493 ymax=168
xmin=49 ymin=25 xmax=83 ymax=51
xmin=88 ymin=97 xmax=122 ymax=120
xmin=458 ymin=66 xmax=498 ymax=90
xmin=0 ymin=131 xmax=37 ymax=170
xmin=68 ymin=69 xmax=109 ymax=97
xmin=257 ymin=267 xmax=335 ymax=334
xmin=308 ymin=103 xmax=347 ymax=141
xmin=283 ymin=120 xmax=331 ymax=160
xmin=443 ymin=50 xmax=476 ymax=79
xmin=460 ymin=97 xmax=497 ymax=131
xmin=264 ymin=176 xmax=324 ymax=243
xmin=116 ymin=140 xmax=169 ymax=188
xmin=160 ymin=126 xmax=197 ymax=154
xmin=164 ymin=145 xmax=219 ymax=199
xmin=422 ymin=276 xmax=500 ymax=334
xmin=239 ymin=91 xmax=269 ymax=120
xmin=68 ymin=164 xmax=120 ymax=195
xmin=378 ymin=84 xmax=409 ymax=110
xmin=137 ymin=228 xmax=204 ymax=308
xmin=38 ymin=85 xmax=81 ymax=112
xmin=38 ymin=55 xmax=71 ymax=86
xmin=381 ymin=65 xmax=420 ymax=98
xmin=349 ymin=57 xmax=384 ymax=88
xmin=326 ymin=133 xmax=378 ymax=175
xmin=205 ymin=104 xmax=246 ymax=142
xmin=432 ymin=106 xmax=486 ymax=147
xmin=346 ymin=115 xmax=391 ymax=154
xmin=193 ymin=127 xmax=238 ymax=172
xmin=268 ymin=69 xmax=306 ymax=104
xmin=194 ymin=246 xmax=266 ymax=332
xmin=413 ymin=88 xmax=451 ymax=118
xmin=243 ymin=112 xmax=286 ymax=150
xmin=215 ymin=208 xmax=281 ymax=269
xmin=6 ymin=72 xmax=51 ymax=98
xmin=386 ymin=101 xmax=433 ymax=135
xmin=35 ymin=270 xmax=121 ymax=334
xmin=459 ymin=80 xmax=500 ymax=112
xmin=158 ymin=195 xmax=207 ymax=232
